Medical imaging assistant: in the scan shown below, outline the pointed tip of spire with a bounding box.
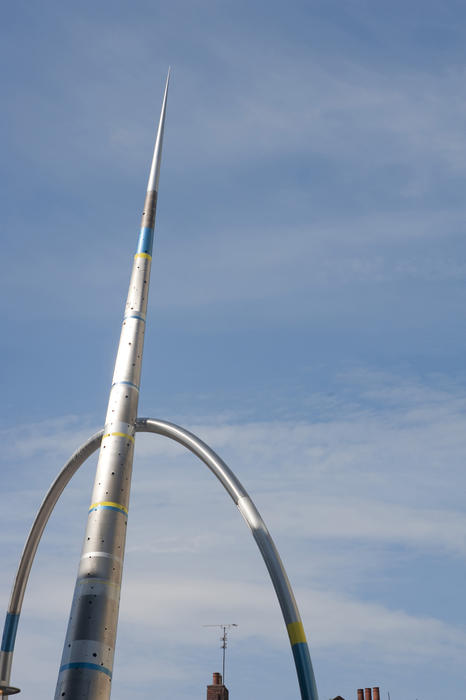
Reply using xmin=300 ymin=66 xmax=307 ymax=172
xmin=146 ymin=72 xmax=171 ymax=193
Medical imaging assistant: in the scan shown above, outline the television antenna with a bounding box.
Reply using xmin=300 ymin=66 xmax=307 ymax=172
xmin=203 ymin=623 xmax=238 ymax=683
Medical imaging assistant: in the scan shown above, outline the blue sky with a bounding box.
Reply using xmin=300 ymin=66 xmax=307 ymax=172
xmin=2 ymin=1 xmax=466 ymax=699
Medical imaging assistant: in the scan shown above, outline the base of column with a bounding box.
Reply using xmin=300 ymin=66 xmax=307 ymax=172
xmin=0 ymin=683 xmax=20 ymax=695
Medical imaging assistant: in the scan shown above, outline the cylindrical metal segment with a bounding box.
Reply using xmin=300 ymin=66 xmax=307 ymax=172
xmin=54 ymin=73 xmax=169 ymax=700
xmin=55 ymin=289 xmax=149 ymax=695
xmin=140 ymin=191 xmax=158 ymax=233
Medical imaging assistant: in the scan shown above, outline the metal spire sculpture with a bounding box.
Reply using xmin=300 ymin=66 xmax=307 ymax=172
xmin=54 ymin=71 xmax=170 ymax=699
xmin=0 ymin=71 xmax=319 ymax=700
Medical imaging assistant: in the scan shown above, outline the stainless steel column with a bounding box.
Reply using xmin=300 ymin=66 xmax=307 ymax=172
xmin=54 ymin=72 xmax=169 ymax=700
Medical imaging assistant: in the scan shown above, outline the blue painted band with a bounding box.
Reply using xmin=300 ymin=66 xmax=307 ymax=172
xmin=112 ymin=380 xmax=139 ymax=391
xmin=1 ymin=613 xmax=19 ymax=652
xmin=59 ymin=662 xmax=112 ymax=678
xmin=136 ymin=226 xmax=154 ymax=255
xmin=291 ymin=642 xmax=318 ymax=700
xmin=88 ymin=505 xmax=127 ymax=516
xmin=124 ymin=313 xmax=146 ymax=322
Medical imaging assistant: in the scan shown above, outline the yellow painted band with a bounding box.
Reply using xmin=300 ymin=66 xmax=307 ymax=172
xmin=287 ymin=621 xmax=307 ymax=646
xmin=102 ymin=432 xmax=135 ymax=444
xmin=134 ymin=252 xmax=152 ymax=260
xmin=89 ymin=501 xmax=128 ymax=514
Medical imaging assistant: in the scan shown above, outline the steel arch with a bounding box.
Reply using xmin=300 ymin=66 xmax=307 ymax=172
xmin=0 ymin=418 xmax=318 ymax=700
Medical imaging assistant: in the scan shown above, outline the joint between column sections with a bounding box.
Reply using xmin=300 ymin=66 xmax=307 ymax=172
xmin=135 ymin=225 xmax=154 ymax=257
xmin=111 ymin=380 xmax=140 ymax=391
xmin=59 ymin=662 xmax=112 ymax=678
xmin=102 ymin=432 xmax=135 ymax=444
xmin=73 ymin=578 xmax=122 ymax=602
xmin=81 ymin=551 xmax=123 ymax=564
xmin=77 ymin=577 xmax=121 ymax=588
xmin=123 ymin=312 xmax=146 ymax=323
xmin=88 ymin=501 xmax=128 ymax=516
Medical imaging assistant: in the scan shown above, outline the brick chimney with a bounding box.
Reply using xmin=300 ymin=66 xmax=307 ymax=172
xmin=207 ymin=672 xmax=229 ymax=700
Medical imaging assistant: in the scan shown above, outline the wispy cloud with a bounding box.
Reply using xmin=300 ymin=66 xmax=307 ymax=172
xmin=2 ymin=4 xmax=466 ymax=699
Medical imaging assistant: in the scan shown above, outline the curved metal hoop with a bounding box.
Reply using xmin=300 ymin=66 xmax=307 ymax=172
xmin=0 ymin=419 xmax=318 ymax=700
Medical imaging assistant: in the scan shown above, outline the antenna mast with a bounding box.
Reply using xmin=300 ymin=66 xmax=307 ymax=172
xmin=203 ymin=623 xmax=238 ymax=683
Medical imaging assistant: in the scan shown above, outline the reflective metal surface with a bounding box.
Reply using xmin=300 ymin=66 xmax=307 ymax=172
xmin=54 ymin=71 xmax=170 ymax=700
xmin=0 ymin=431 xmax=103 ymax=688
xmin=138 ymin=419 xmax=319 ymax=700
xmin=1 ymin=418 xmax=318 ymax=700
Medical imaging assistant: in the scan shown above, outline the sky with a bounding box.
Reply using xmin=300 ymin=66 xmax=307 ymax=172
xmin=1 ymin=1 xmax=466 ymax=699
